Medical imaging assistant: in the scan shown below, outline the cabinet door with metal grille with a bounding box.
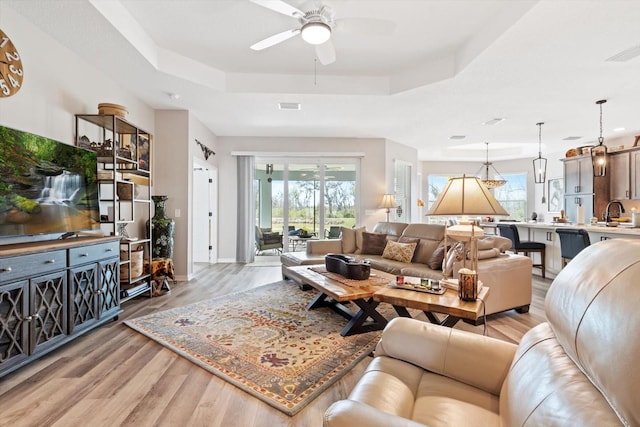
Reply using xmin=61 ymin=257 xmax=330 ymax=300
xmin=29 ymin=271 xmax=68 ymax=355
xmin=0 ymin=280 xmax=29 ymax=373
xmin=69 ymin=264 xmax=99 ymax=335
xmin=99 ymin=257 xmax=120 ymax=319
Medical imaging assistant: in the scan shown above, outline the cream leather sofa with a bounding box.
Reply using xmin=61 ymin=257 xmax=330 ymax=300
xmin=323 ymin=238 xmax=640 ymax=426
xmin=281 ymin=222 xmax=532 ymax=316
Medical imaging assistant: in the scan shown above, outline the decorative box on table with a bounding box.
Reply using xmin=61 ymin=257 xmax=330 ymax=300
xmin=325 ymin=254 xmax=370 ymax=280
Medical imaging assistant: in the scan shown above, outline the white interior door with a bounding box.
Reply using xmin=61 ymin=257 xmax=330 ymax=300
xmin=193 ymin=162 xmax=213 ymax=263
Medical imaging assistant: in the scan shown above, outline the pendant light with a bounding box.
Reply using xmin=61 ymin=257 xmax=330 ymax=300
xmin=590 ymin=99 xmax=608 ymax=177
xmin=533 ymin=122 xmax=547 ymax=184
xmin=478 ymin=142 xmax=506 ymax=189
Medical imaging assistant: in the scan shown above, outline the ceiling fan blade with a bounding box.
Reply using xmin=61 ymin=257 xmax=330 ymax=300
xmin=336 ymin=17 xmax=396 ymax=36
xmin=250 ymin=28 xmax=300 ymax=51
xmin=249 ymin=0 xmax=305 ymax=18
xmin=315 ymin=40 xmax=336 ymax=65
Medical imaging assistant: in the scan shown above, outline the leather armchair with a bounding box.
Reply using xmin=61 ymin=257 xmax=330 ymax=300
xmin=324 ymin=238 xmax=640 ymax=426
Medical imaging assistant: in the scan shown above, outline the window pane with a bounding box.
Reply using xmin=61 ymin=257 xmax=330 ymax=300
xmin=324 ymin=164 xmax=356 ymax=235
xmin=427 ymin=175 xmax=454 ymax=224
xmin=493 ymin=173 xmax=527 ymax=221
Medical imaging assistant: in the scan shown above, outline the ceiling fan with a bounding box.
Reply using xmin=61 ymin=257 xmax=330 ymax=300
xmin=249 ymin=0 xmax=395 ymax=66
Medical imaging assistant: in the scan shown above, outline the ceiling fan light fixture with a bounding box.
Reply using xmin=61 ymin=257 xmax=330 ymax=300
xmin=301 ymin=21 xmax=331 ymax=45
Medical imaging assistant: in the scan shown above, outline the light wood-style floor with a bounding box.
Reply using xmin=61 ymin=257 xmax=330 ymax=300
xmin=0 ymin=259 xmax=551 ymax=427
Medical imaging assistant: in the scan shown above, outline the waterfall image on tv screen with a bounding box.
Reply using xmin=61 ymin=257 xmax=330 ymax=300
xmin=0 ymin=125 xmax=100 ymax=238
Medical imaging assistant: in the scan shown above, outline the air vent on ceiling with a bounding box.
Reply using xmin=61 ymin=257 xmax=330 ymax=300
xmin=606 ymin=44 xmax=640 ymax=62
xmin=278 ymin=102 xmax=301 ymax=110
xmin=482 ymin=118 xmax=505 ymax=126
xmin=563 ymin=136 xmax=582 ymax=141
xmin=449 ymin=135 xmax=466 ymax=140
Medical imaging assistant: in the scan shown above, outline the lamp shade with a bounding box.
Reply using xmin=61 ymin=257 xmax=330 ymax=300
xmin=427 ymin=175 xmax=509 ymax=216
xmin=379 ymin=194 xmax=397 ymax=209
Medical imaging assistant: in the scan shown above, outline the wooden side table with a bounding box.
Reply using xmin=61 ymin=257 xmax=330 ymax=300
xmin=373 ymin=286 xmax=490 ymax=327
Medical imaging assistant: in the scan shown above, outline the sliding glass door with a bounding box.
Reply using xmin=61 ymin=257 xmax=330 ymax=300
xmin=255 ymin=158 xmax=358 ymax=249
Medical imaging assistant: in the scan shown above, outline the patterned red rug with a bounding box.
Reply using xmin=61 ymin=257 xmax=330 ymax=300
xmin=124 ymin=281 xmax=386 ymax=416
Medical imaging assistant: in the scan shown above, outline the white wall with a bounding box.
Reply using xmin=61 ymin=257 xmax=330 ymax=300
xmin=0 ymin=4 xmax=154 ymax=142
xmin=153 ymin=110 xmax=218 ymax=280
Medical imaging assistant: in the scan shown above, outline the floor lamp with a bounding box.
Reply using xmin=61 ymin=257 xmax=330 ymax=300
xmin=426 ymin=175 xmax=508 ymax=299
xmin=380 ymin=194 xmax=397 ymax=223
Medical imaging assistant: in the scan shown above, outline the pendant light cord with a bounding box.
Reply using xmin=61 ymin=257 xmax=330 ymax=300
xmin=598 ymin=101 xmax=604 ymax=145
xmin=537 ymin=122 xmax=543 ymax=158
xmin=485 ymin=142 xmax=490 ymax=180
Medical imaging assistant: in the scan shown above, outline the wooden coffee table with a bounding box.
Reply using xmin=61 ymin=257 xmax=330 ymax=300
xmin=373 ymin=285 xmax=490 ymax=327
xmin=283 ymin=264 xmax=395 ymax=336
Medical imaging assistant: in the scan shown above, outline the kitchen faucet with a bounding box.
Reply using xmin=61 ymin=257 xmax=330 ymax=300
xmin=604 ymin=200 xmax=625 ymax=223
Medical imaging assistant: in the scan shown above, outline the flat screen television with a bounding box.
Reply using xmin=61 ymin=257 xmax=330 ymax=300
xmin=0 ymin=125 xmax=100 ymax=239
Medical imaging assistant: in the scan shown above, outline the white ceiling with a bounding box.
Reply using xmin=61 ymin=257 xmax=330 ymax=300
xmin=8 ymin=0 xmax=640 ymax=161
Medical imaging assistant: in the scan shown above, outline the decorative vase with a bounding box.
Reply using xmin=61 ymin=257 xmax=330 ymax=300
xmin=148 ymin=195 xmax=175 ymax=259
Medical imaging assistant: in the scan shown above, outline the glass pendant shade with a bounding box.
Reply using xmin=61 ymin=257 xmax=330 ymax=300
xmin=533 ymin=157 xmax=548 ymax=183
xmin=591 ymin=99 xmax=608 ymax=177
xmin=533 ymin=122 xmax=547 ymax=184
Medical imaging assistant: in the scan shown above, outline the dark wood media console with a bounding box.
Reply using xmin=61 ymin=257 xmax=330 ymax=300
xmin=0 ymin=236 xmax=122 ymax=378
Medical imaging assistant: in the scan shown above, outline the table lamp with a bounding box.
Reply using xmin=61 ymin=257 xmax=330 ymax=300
xmin=379 ymin=194 xmax=397 ymax=223
xmin=426 ymin=175 xmax=508 ymax=299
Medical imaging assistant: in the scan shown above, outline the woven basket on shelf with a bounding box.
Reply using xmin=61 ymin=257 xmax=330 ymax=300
xmin=120 ymin=248 xmax=144 ymax=281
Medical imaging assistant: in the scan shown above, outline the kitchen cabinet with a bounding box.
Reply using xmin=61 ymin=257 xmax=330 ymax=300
xmin=632 ymin=150 xmax=640 ymax=199
xmin=607 ymin=148 xmax=640 ymax=201
xmin=563 ymin=194 xmax=593 ymax=225
xmin=564 ymin=156 xmax=593 ymax=194
xmin=0 ymin=237 xmax=121 ymax=378
xmin=525 ymin=226 xmax=563 ymax=276
xmin=562 ymin=155 xmax=609 ymax=222
xmin=609 ymin=152 xmax=630 ymax=200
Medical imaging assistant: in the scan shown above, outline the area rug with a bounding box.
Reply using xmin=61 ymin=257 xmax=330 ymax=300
xmin=124 ymin=281 xmax=385 ymax=416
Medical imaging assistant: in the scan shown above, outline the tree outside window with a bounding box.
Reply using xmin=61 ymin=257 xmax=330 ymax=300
xmin=493 ymin=173 xmax=527 ymax=221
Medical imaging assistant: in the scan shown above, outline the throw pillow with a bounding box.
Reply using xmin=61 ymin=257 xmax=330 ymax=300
xmin=360 ymin=232 xmax=388 ymax=255
xmin=341 ymin=226 xmax=365 ymax=253
xmin=427 ymin=243 xmax=447 ymax=269
xmin=398 ymin=236 xmax=421 ymax=261
xmin=341 ymin=227 xmax=356 ymax=253
xmin=382 ymin=240 xmax=418 ymax=263
xmin=353 ymin=226 xmax=367 ymax=254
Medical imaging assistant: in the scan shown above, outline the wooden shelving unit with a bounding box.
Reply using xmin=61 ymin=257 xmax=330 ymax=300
xmin=75 ymin=114 xmax=153 ymax=301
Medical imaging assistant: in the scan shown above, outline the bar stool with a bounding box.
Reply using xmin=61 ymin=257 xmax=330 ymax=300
xmin=556 ymin=228 xmax=591 ymax=267
xmin=497 ymin=223 xmax=546 ymax=278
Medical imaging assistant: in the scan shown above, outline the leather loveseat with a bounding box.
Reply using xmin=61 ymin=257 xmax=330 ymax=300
xmin=281 ymin=222 xmax=532 ymax=316
xmin=323 ymin=238 xmax=640 ymax=426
